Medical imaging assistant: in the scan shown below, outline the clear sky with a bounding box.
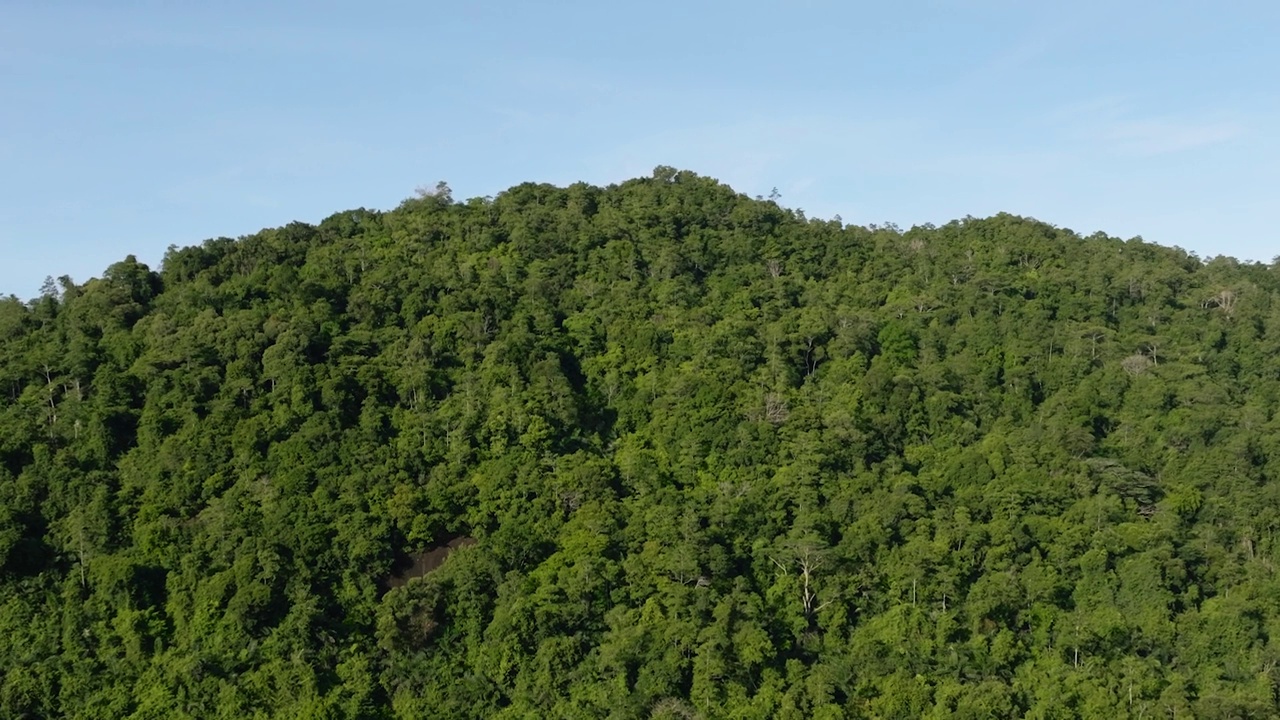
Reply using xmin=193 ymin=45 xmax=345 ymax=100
xmin=2 ymin=1 xmax=1277 ymax=299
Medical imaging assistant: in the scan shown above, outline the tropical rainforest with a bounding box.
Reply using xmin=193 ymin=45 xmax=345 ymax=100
xmin=3 ymin=167 xmax=1280 ymax=719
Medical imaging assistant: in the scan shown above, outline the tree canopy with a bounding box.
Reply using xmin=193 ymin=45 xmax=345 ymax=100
xmin=4 ymin=168 xmax=1280 ymax=718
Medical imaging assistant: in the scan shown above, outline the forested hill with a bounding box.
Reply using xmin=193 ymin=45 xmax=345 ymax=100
xmin=3 ymin=167 xmax=1280 ymax=719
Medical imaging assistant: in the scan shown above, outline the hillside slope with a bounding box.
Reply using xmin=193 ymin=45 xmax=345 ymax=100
xmin=3 ymin=168 xmax=1280 ymax=718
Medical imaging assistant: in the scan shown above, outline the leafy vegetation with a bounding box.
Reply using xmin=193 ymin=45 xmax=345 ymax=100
xmin=3 ymin=167 xmax=1280 ymax=718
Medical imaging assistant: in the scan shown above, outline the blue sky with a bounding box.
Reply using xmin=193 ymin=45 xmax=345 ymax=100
xmin=2 ymin=0 xmax=1277 ymax=299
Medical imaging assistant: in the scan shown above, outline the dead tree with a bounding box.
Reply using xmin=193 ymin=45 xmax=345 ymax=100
xmin=769 ymin=540 xmax=835 ymax=619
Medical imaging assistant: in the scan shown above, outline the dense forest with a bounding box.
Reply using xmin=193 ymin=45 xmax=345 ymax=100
xmin=3 ymin=167 xmax=1280 ymax=718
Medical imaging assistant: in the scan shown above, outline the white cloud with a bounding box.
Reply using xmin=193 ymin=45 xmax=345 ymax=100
xmin=1103 ymin=117 xmax=1243 ymax=156
xmin=1043 ymin=95 xmax=1251 ymax=157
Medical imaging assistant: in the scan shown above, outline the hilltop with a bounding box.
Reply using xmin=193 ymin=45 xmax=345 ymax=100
xmin=3 ymin=168 xmax=1280 ymax=718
